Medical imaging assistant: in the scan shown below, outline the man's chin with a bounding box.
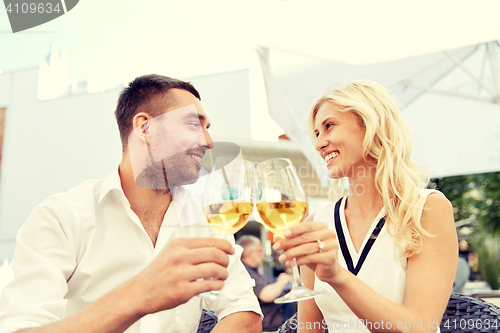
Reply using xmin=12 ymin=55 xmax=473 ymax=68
xmin=174 ymin=178 xmax=198 ymax=186
xmin=170 ymin=170 xmax=201 ymax=186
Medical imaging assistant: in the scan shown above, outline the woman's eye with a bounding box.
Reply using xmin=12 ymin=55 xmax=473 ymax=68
xmin=325 ymin=123 xmax=334 ymax=130
xmin=190 ymin=123 xmax=200 ymax=128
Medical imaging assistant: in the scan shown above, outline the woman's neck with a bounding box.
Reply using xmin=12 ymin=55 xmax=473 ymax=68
xmin=346 ymin=175 xmax=383 ymax=220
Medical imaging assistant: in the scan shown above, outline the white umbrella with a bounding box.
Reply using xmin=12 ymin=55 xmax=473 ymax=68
xmin=254 ymin=0 xmax=500 ymax=182
xmin=257 ymin=39 xmax=500 ymax=181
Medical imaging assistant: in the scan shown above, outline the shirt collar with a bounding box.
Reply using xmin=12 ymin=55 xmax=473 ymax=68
xmin=97 ymin=166 xmax=194 ymax=220
xmin=98 ymin=166 xmax=123 ymax=204
xmin=170 ymin=185 xmax=190 ymax=219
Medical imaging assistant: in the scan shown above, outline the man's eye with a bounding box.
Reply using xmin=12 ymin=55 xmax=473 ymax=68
xmin=190 ymin=123 xmax=200 ymax=128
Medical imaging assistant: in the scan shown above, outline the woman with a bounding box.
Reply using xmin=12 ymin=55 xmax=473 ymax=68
xmin=274 ymin=81 xmax=457 ymax=332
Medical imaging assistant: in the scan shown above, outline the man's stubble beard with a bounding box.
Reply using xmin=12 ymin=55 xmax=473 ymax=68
xmin=139 ymin=153 xmax=199 ymax=193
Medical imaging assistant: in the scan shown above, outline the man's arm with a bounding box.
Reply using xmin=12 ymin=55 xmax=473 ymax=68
xmin=6 ymin=238 xmax=234 ymax=333
xmin=258 ymin=273 xmax=292 ymax=303
xmin=14 ymin=279 xmax=142 ymax=333
xmin=211 ymin=312 xmax=262 ymax=333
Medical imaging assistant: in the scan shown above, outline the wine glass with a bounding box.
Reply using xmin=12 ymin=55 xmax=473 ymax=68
xmin=255 ymin=158 xmax=320 ymax=303
xmin=200 ymin=157 xmax=254 ymax=302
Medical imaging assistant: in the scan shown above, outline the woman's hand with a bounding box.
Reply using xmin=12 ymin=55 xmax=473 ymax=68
xmin=273 ymin=221 xmax=341 ymax=284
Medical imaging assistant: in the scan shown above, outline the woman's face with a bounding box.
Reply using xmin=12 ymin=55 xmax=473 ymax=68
xmin=314 ymin=102 xmax=370 ymax=180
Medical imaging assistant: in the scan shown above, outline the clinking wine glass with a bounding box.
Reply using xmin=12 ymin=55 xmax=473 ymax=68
xmin=255 ymin=158 xmax=321 ymax=303
xmin=200 ymin=157 xmax=254 ymax=302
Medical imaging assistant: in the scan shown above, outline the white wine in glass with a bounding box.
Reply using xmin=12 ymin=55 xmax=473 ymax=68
xmin=256 ymin=158 xmax=320 ymax=304
xmin=203 ymin=201 xmax=254 ymax=235
xmin=200 ymin=157 xmax=254 ymax=302
xmin=256 ymin=201 xmax=308 ymax=237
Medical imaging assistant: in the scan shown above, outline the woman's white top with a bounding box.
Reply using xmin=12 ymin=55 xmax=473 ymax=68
xmin=313 ymin=189 xmax=441 ymax=332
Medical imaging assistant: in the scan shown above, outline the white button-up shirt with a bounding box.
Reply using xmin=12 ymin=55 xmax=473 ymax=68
xmin=0 ymin=168 xmax=261 ymax=333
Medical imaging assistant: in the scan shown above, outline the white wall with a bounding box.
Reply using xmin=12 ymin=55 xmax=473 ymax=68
xmin=187 ymin=70 xmax=251 ymax=140
xmin=0 ymin=69 xmax=252 ymax=260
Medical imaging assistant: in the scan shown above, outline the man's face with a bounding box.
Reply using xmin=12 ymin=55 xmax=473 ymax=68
xmin=250 ymin=242 xmax=265 ymax=267
xmin=133 ymin=88 xmax=213 ymax=189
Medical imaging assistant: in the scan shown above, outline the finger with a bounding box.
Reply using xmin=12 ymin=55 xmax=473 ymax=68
xmin=273 ymin=223 xmax=329 ymax=252
xmin=181 ymin=237 xmax=235 ymax=255
xmin=279 ymin=239 xmax=335 ymax=263
xmin=282 ymin=222 xmax=327 ymax=238
xmin=294 ymin=252 xmax=336 ymax=267
xmin=277 ymin=229 xmax=336 ymax=251
xmin=181 ymin=262 xmax=229 ymax=282
xmin=190 ymin=279 xmax=226 ymax=294
xmin=188 ymin=247 xmax=230 ymax=267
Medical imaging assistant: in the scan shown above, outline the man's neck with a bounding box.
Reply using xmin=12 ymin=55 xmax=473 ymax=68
xmin=119 ymin=153 xmax=173 ymax=246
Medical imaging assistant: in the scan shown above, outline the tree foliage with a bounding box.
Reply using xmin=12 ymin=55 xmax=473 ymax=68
xmin=431 ymin=172 xmax=500 ymax=234
xmin=432 ymin=172 xmax=500 ymax=288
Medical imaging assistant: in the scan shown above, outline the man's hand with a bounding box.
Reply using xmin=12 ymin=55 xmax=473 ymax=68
xmin=276 ymin=272 xmax=293 ymax=286
xmin=259 ymin=272 xmax=293 ymax=303
xmin=130 ymin=237 xmax=235 ymax=316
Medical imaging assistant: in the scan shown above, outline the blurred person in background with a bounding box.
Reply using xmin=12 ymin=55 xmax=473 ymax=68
xmin=453 ymin=240 xmax=471 ymax=292
xmin=238 ymin=235 xmax=295 ymax=332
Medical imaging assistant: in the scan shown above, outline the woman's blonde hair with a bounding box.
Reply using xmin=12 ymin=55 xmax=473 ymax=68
xmin=308 ymin=80 xmax=431 ymax=257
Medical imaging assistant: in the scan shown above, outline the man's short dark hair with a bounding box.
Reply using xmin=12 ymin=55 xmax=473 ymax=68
xmin=115 ymin=74 xmax=201 ymax=151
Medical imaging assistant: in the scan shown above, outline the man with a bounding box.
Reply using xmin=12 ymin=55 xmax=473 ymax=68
xmin=237 ymin=235 xmax=295 ymax=332
xmin=0 ymin=75 xmax=262 ymax=333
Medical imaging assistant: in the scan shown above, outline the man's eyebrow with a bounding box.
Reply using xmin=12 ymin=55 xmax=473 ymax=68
xmin=184 ymin=112 xmax=211 ymax=129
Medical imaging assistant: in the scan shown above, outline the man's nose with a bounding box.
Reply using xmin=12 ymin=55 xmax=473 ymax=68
xmin=203 ymin=128 xmax=214 ymax=149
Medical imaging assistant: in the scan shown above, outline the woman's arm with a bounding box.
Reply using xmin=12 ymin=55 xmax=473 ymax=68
xmin=298 ymin=265 xmax=325 ymax=333
xmin=276 ymin=193 xmax=458 ymax=333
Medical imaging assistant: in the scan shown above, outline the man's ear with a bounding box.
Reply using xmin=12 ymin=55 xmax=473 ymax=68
xmin=133 ymin=113 xmax=151 ymax=146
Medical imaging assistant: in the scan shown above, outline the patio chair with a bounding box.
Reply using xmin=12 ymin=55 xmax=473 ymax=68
xmin=276 ymin=293 xmax=500 ymax=333
xmin=197 ymin=309 xmax=218 ymax=333
xmin=440 ymin=293 xmax=500 ymax=333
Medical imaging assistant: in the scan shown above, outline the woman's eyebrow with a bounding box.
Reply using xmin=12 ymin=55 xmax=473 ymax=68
xmin=321 ymin=116 xmax=339 ymax=126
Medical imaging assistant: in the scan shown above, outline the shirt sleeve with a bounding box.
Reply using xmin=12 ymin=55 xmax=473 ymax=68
xmin=0 ymin=196 xmax=79 ymax=333
xmin=205 ymin=242 xmax=263 ymax=321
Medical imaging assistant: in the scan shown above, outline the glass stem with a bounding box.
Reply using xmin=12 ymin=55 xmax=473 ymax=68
xmin=291 ymin=257 xmax=303 ymax=289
